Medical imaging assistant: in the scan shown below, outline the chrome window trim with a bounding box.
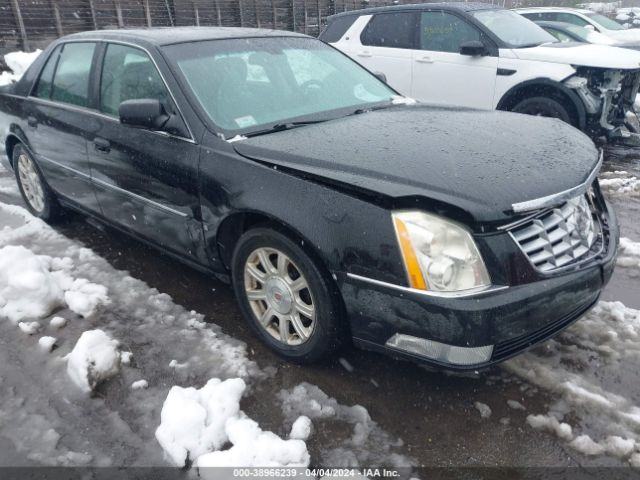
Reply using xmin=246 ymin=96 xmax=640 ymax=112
xmin=346 ymin=273 xmax=508 ymax=298
xmin=27 ymin=38 xmax=197 ymax=144
xmin=37 ymin=155 xmax=189 ymax=218
xmin=511 ymin=149 xmax=603 ymax=213
xmin=91 ymin=177 xmax=189 ymax=217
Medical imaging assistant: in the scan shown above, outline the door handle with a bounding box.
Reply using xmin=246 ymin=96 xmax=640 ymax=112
xmin=27 ymin=116 xmax=38 ymax=128
xmin=94 ymin=138 xmax=111 ymax=153
xmin=357 ymin=51 xmax=372 ymax=58
xmin=416 ymin=56 xmax=434 ymax=64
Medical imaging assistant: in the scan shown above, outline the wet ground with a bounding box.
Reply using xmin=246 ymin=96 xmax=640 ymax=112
xmin=1 ymin=146 xmax=639 ymax=471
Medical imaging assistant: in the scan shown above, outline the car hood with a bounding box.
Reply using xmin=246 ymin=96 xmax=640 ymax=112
xmin=232 ymin=105 xmax=599 ymax=225
xmin=606 ymin=28 xmax=640 ymax=43
xmin=513 ymin=42 xmax=640 ymax=69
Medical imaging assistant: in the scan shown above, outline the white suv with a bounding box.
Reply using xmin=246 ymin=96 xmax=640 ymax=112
xmin=516 ymin=7 xmax=640 ymax=43
xmin=322 ymin=2 xmax=640 ymax=140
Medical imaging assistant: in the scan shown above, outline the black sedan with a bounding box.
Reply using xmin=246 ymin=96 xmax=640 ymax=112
xmin=0 ymin=28 xmax=619 ymax=369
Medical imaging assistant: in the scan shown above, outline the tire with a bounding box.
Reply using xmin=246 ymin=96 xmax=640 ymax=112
xmin=13 ymin=144 xmax=61 ymax=221
xmin=231 ymin=227 xmax=345 ymax=363
xmin=511 ymin=96 xmax=574 ymax=126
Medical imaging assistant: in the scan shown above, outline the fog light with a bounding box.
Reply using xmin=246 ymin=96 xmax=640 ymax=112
xmin=386 ymin=334 xmax=493 ymax=366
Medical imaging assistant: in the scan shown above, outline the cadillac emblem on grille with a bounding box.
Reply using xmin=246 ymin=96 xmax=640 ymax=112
xmin=510 ymin=195 xmax=599 ymax=272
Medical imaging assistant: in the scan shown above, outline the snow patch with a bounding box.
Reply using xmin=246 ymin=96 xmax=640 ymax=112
xmin=18 ymin=321 xmax=40 ymax=335
xmin=0 ymin=245 xmax=109 ymax=323
xmin=599 ymin=171 xmax=640 ymax=197
xmin=131 ymin=379 xmax=148 ymax=390
xmin=66 ymin=330 xmax=121 ymax=393
xmin=0 ymin=50 xmax=41 ymax=86
xmin=526 ymin=414 xmax=573 ymax=441
xmin=507 ymin=400 xmax=526 ymax=411
xmin=156 ymin=378 xmax=309 ymax=469
xmin=49 ymin=316 xmax=67 ymax=330
xmin=278 ymin=383 xmax=414 ymax=469
xmin=38 ymin=336 xmax=57 ymax=352
xmin=618 ymin=237 xmax=640 ymax=269
xmin=474 ymin=402 xmax=492 ymax=419
xmin=289 ymin=416 xmax=312 ymax=441
xmin=506 ymin=301 xmax=640 ymax=461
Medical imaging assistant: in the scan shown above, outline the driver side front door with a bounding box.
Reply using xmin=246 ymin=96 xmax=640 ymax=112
xmin=410 ymin=10 xmax=498 ymax=110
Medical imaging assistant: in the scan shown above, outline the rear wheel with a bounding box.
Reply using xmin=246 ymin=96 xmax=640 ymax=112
xmin=231 ymin=228 xmax=345 ymax=363
xmin=511 ymin=96 xmax=574 ymax=126
xmin=13 ymin=144 xmax=61 ymax=221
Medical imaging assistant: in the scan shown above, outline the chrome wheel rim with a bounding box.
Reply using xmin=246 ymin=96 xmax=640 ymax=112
xmin=17 ymin=154 xmax=45 ymax=213
xmin=244 ymin=247 xmax=316 ymax=346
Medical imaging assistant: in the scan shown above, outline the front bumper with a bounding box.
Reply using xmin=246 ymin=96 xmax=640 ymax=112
xmin=339 ymin=200 xmax=619 ymax=371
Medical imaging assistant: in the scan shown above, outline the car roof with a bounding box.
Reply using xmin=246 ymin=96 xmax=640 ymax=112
xmin=329 ymin=2 xmax=500 ymax=19
xmin=62 ymin=27 xmax=308 ymax=47
xmin=514 ymin=7 xmax=593 ymax=14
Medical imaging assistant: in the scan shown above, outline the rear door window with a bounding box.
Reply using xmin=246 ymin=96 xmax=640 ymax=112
xmin=320 ymin=15 xmax=358 ymax=43
xmin=49 ymin=42 xmax=96 ymax=107
xmin=522 ymin=12 xmax=559 ymax=22
xmin=361 ymin=12 xmax=417 ymax=49
xmin=34 ymin=45 xmax=62 ymax=99
xmin=420 ymin=11 xmax=482 ymax=52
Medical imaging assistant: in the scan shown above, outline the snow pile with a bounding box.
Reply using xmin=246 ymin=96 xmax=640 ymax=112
xmin=279 ymin=383 xmax=414 ymax=469
xmin=599 ymin=171 xmax=640 ymax=197
xmin=0 ymin=245 xmax=109 ymax=323
xmin=618 ymin=237 xmax=640 ymax=269
xmin=504 ymin=301 xmax=640 ymax=464
xmin=0 ymin=50 xmax=41 ymax=86
xmin=66 ymin=329 xmax=121 ymax=393
xmin=156 ymin=378 xmax=309 ymax=469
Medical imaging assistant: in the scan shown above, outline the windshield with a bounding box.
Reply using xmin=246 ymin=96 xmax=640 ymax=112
xmin=564 ymin=23 xmax=617 ymax=44
xmin=473 ymin=9 xmax=557 ymax=48
xmin=164 ymin=37 xmax=397 ymax=135
xmin=585 ymin=12 xmax=625 ymax=31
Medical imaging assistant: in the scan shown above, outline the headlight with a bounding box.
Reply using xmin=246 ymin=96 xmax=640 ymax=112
xmin=392 ymin=211 xmax=491 ymax=292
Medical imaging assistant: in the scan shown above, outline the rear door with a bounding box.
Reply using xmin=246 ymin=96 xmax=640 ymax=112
xmin=353 ymin=12 xmax=418 ymax=95
xmin=410 ymin=10 xmax=498 ymax=109
xmin=88 ymin=42 xmax=202 ymax=259
xmin=27 ymin=41 xmax=100 ymax=210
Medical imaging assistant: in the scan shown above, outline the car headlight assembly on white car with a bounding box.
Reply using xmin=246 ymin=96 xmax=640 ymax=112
xmin=392 ymin=211 xmax=491 ymax=293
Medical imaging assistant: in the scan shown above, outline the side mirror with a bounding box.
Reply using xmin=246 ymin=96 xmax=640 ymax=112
xmin=374 ymin=71 xmax=387 ymax=83
xmin=460 ymin=40 xmax=488 ymax=56
xmin=584 ymin=24 xmax=596 ymax=31
xmin=119 ymin=99 xmax=169 ymax=130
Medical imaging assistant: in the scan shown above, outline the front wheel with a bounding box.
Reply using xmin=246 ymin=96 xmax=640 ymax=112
xmin=231 ymin=228 xmax=345 ymax=363
xmin=511 ymin=96 xmax=574 ymax=126
xmin=13 ymin=144 xmax=61 ymax=221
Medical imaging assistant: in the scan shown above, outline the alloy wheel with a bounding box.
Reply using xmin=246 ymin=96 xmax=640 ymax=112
xmin=243 ymin=247 xmax=316 ymax=346
xmin=17 ymin=154 xmax=45 ymax=213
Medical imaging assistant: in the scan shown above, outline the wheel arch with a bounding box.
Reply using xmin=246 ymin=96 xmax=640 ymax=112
xmin=214 ymin=209 xmax=331 ymax=278
xmin=496 ymin=78 xmax=586 ymax=131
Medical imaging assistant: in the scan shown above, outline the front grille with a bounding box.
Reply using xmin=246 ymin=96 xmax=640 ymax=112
xmin=510 ymin=195 xmax=600 ymax=273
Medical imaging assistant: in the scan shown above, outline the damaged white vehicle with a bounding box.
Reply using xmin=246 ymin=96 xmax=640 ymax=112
xmin=322 ymin=3 xmax=640 ymax=141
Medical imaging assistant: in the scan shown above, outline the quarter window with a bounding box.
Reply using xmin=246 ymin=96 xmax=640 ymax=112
xmin=50 ymin=43 xmax=96 ymax=107
xmin=361 ymin=12 xmax=417 ymax=49
xmin=100 ymin=44 xmax=169 ymax=116
xmin=420 ymin=11 xmax=481 ymax=53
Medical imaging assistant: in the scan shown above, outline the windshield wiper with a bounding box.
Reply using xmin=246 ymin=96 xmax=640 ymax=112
xmin=244 ymin=119 xmax=328 ymax=138
xmin=516 ymin=41 xmax=546 ymax=48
